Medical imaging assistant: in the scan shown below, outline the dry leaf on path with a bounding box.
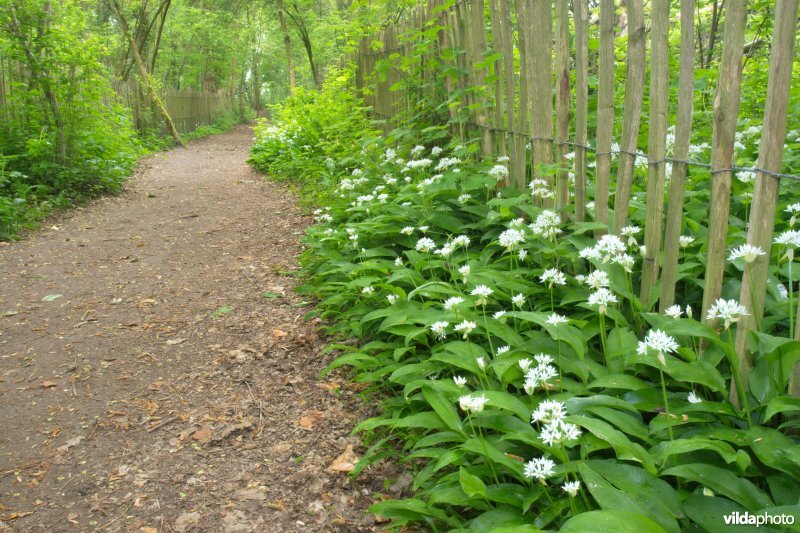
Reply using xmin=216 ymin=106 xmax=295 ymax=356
xmin=40 ymin=380 xmax=57 ymax=388
xmin=166 ymin=338 xmax=187 ymax=345
xmin=271 ymin=329 xmax=288 ymax=338
xmin=327 ymin=444 xmax=358 ymax=473
xmin=191 ymin=426 xmax=213 ymax=444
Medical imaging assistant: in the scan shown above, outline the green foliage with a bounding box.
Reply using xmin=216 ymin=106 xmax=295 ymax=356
xmin=248 ymin=69 xmax=377 ymax=204
xmin=251 ymin=87 xmax=800 ymax=530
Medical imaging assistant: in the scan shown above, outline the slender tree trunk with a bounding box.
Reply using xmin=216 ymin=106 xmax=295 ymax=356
xmin=554 ymin=0 xmax=570 ymax=217
xmin=660 ymin=0 xmax=696 ymax=310
xmin=701 ymin=0 xmax=747 ymax=323
xmin=276 ymin=0 xmax=296 ymax=95
xmin=612 ymin=0 xmax=645 ymax=234
xmin=530 ymin=0 xmax=554 ymax=202
xmin=112 ymin=0 xmax=183 ymax=146
xmin=732 ymin=0 xmax=799 ymax=398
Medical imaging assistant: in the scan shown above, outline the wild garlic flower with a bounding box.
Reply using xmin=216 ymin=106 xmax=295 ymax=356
xmin=499 ymin=228 xmax=526 ymax=251
xmin=518 ymin=358 xmax=533 ymax=372
xmin=637 ymin=329 xmax=679 ymax=366
xmin=430 ymin=321 xmax=449 ymax=339
xmin=562 ymin=481 xmax=581 ymax=496
xmin=454 ymin=320 xmax=478 ymax=338
xmin=787 ymin=203 xmax=800 ymax=226
xmin=493 ymin=310 xmax=507 ymax=319
xmin=584 ymin=270 xmax=610 ymax=290
xmin=728 ymin=244 xmax=766 ymax=263
xmin=509 ymin=217 xmax=526 ymax=227
xmin=512 ymin=293 xmax=526 ymax=307
xmin=531 ymin=399 xmax=566 ymax=424
xmin=431 ymin=146 xmax=443 ymax=156
xmin=459 ymin=264 xmax=471 ymax=282
xmin=453 ymin=375 xmax=467 ymax=388
xmin=496 ymin=346 xmax=510 ymax=356
xmin=518 ymin=249 xmax=528 ymax=261
xmin=540 ymin=420 xmax=582 ymax=446
xmin=436 ymin=157 xmax=461 ymax=171
xmin=534 ymin=354 xmax=554 ymax=366
xmin=687 ymin=391 xmax=702 ymax=404
xmin=458 ymin=193 xmax=471 ymax=204
xmin=679 ymin=235 xmax=695 ymax=248
xmin=435 ymin=244 xmax=454 ymax=257
xmin=394 ymin=257 xmax=403 ymax=267
xmin=596 ymin=234 xmax=627 ymax=260
xmin=529 ymin=179 xmax=554 ymax=199
xmin=497 ymin=155 xmax=511 ymax=163
xmin=529 ymin=210 xmax=562 ymax=239
xmin=361 ymin=286 xmax=374 ymax=295
xmin=685 ymin=305 xmax=693 ymax=319
xmin=540 ymin=268 xmax=567 ymax=287
xmin=418 ymin=225 xmax=430 ymax=233
xmin=459 ymin=394 xmax=489 ymax=413
xmin=401 ymin=226 xmax=415 ymax=235
xmin=410 ymin=145 xmax=425 ymax=157
xmin=706 ymin=298 xmax=748 ymax=329
xmin=664 ymin=305 xmax=682 ymax=319
xmin=588 ymin=288 xmax=618 ymax=314
xmin=415 ymin=237 xmax=436 ymax=253
xmin=579 ymin=246 xmax=602 ymax=260
xmin=470 ymin=285 xmax=493 ymax=305
xmin=452 ymin=235 xmax=471 ymax=248
xmin=488 ymin=164 xmax=509 ymax=180
xmin=386 ymin=294 xmax=398 ymax=304
xmin=524 ymin=365 xmax=558 ymax=394
xmin=523 ymin=457 xmax=556 ymax=481
xmin=775 ymin=230 xmax=800 ymax=261
xmin=612 ymin=253 xmax=635 ymax=272
xmin=546 ymin=313 xmax=568 ymax=326
xmin=476 ymin=356 xmax=487 ymax=370
xmin=620 ymin=225 xmax=640 ymax=237
xmin=443 ymin=296 xmax=465 ymax=310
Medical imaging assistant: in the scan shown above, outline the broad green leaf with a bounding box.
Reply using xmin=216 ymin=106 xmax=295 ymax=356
xmin=651 ymin=437 xmax=740 ymax=466
xmin=661 ymin=464 xmax=773 ymax=511
xmin=560 ymin=510 xmax=667 ymax=533
xmin=459 ymin=466 xmax=487 ymax=498
xmin=745 ymin=426 xmax=800 ymax=479
xmin=422 ymin=385 xmax=465 ymax=434
xmin=682 ymin=495 xmax=764 ymax=533
xmin=569 ymin=415 xmax=656 ymax=473
xmin=763 ymin=396 xmax=800 ymax=422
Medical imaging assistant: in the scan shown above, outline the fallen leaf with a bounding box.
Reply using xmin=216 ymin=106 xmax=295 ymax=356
xmin=271 ymin=329 xmax=288 ymax=338
xmin=166 ymin=338 xmax=187 ymax=345
xmin=0 ymin=511 xmax=34 ymax=521
xmin=236 ymin=487 xmax=267 ymax=501
xmin=40 ymin=380 xmax=57 ymax=388
xmin=327 ymin=444 xmax=359 ymax=473
xmin=267 ymin=500 xmax=285 ymax=511
xmin=140 ymin=528 xmax=158 ymax=533
xmin=299 ymin=410 xmax=324 ymax=429
xmin=173 ymin=511 xmax=201 ymax=532
xmin=41 ymin=294 xmax=63 ymax=302
xmin=191 ymin=427 xmax=213 ymax=444
xmin=2 ymin=310 xmax=18 ymax=317
xmin=57 ymin=436 xmax=83 ymax=452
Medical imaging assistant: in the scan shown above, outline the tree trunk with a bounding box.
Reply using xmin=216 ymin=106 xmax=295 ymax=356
xmin=112 ymin=0 xmax=183 ymax=146
xmin=572 ymin=0 xmax=588 ymax=222
xmin=594 ymin=0 xmax=615 ymax=234
xmin=276 ymin=0 xmax=296 ymax=95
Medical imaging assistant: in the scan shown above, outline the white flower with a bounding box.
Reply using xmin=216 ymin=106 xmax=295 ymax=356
xmin=620 ymin=225 xmax=640 ymax=237
xmin=587 ymin=288 xmax=618 ymax=314
xmin=728 ymin=244 xmax=766 ymax=263
xmin=529 ymin=210 xmax=562 ymax=239
xmin=452 ymin=235 xmax=471 ymax=248
xmin=453 ymin=375 xmax=467 ymax=388
xmin=612 ymin=253 xmax=635 ymax=272
xmin=431 ymin=146 xmax=443 ymax=156
xmin=596 ymin=234 xmax=626 ymax=259
xmin=584 ymin=270 xmax=610 ymax=289
xmin=410 ymin=145 xmax=425 ymax=157
xmin=394 ymin=257 xmax=403 ymax=267
xmin=518 ymin=358 xmax=533 ymax=372
xmin=435 ymin=157 xmax=461 ymax=171
xmin=443 ymin=296 xmax=465 ymax=310
xmin=418 ymin=225 xmax=430 ymax=233
xmin=415 ymin=237 xmax=436 ymax=252
xmin=496 ymin=346 xmax=510 ymax=356
xmin=664 ymin=305 xmax=682 ymax=319
xmin=685 ymin=305 xmax=693 ymax=319
xmin=546 ymin=313 xmax=568 ymax=326
xmin=430 ymin=321 xmax=449 ymax=339
xmin=637 ymin=329 xmax=679 ymax=366
xmin=476 ymin=356 xmax=486 ymax=370
xmin=529 ymin=179 xmax=554 ymax=199
xmin=540 ymin=268 xmax=567 ymax=287
xmin=531 ymin=400 xmax=566 ymax=424
xmin=512 ymin=293 xmax=526 ymax=307
xmin=775 ymin=230 xmax=800 ymax=261
xmin=499 ymin=228 xmax=526 ymax=250
xmin=778 ymin=284 xmax=789 ymax=300
xmin=459 ymin=264 xmax=471 ymax=281
xmin=579 ymin=246 xmax=601 ymax=260
xmin=679 ymin=235 xmax=695 ymax=248
xmin=562 ymin=481 xmax=581 ymax=496
xmin=401 ymin=226 xmax=415 ymax=235
xmin=458 ymin=193 xmax=471 ymax=204
xmin=493 ymin=310 xmax=507 ymax=319
xmin=488 ymin=164 xmax=509 ymax=179
xmin=706 ymin=298 xmax=748 ymax=329
xmin=687 ymin=391 xmax=702 ymax=404
xmin=523 ymin=457 xmax=556 ymax=481
xmin=497 ymin=155 xmax=510 ymax=163
xmin=454 ymin=320 xmax=478 ymax=338
xmin=459 ymin=394 xmax=489 ymax=413
xmin=540 ymin=420 xmax=582 ymax=446
xmin=471 ymin=285 xmax=493 ymax=305
xmin=518 ymin=249 xmax=528 ymax=261
xmin=387 ymin=294 xmax=398 ymax=304
xmin=361 ymin=286 xmax=374 ymax=295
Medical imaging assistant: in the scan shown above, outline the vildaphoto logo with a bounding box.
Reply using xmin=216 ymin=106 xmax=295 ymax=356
xmin=723 ymin=512 xmax=795 ymax=527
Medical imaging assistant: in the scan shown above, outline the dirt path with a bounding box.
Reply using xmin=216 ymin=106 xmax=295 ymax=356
xmin=0 ymin=127 xmax=387 ymax=532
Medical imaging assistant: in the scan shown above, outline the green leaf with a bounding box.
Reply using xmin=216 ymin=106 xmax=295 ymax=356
xmin=661 ymin=464 xmax=773 ymax=511
xmin=560 ymin=510 xmax=667 ymax=533
xmin=569 ymin=415 xmax=656 ymax=473
xmin=763 ymin=396 xmax=800 ymax=422
xmin=459 ymin=466 xmax=487 ymax=498
xmin=745 ymin=426 xmax=800 ymax=479
xmin=651 ymin=437 xmax=740 ymax=466
xmin=422 ymin=385 xmax=465 ymax=435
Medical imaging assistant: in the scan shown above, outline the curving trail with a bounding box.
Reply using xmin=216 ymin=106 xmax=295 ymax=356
xmin=0 ymin=127 xmax=384 ymax=532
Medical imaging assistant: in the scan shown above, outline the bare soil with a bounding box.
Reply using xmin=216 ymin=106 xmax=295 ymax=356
xmin=0 ymin=127 xmax=395 ymax=532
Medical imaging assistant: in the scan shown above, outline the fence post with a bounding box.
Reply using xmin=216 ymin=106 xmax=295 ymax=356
xmin=594 ymin=0 xmax=615 ymax=234
xmin=554 ymin=0 xmax=571 ymax=217
xmin=660 ymin=0 xmax=697 ymax=310
xmin=529 ymin=0 xmax=554 ymax=202
xmin=572 ymin=0 xmax=588 ymax=222
xmin=701 ymin=0 xmax=748 ymax=325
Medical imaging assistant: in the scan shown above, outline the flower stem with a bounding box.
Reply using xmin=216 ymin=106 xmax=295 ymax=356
xmin=659 ymin=366 xmax=674 ymax=442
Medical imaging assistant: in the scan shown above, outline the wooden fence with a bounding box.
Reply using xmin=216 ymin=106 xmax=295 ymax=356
xmin=352 ymin=0 xmax=800 ymax=396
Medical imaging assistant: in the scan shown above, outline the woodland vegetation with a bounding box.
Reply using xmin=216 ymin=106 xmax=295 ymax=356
xmin=3 ymin=0 xmax=800 ymax=530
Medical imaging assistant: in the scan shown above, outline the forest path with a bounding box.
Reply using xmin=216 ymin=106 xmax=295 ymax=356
xmin=0 ymin=126 xmax=383 ymax=532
